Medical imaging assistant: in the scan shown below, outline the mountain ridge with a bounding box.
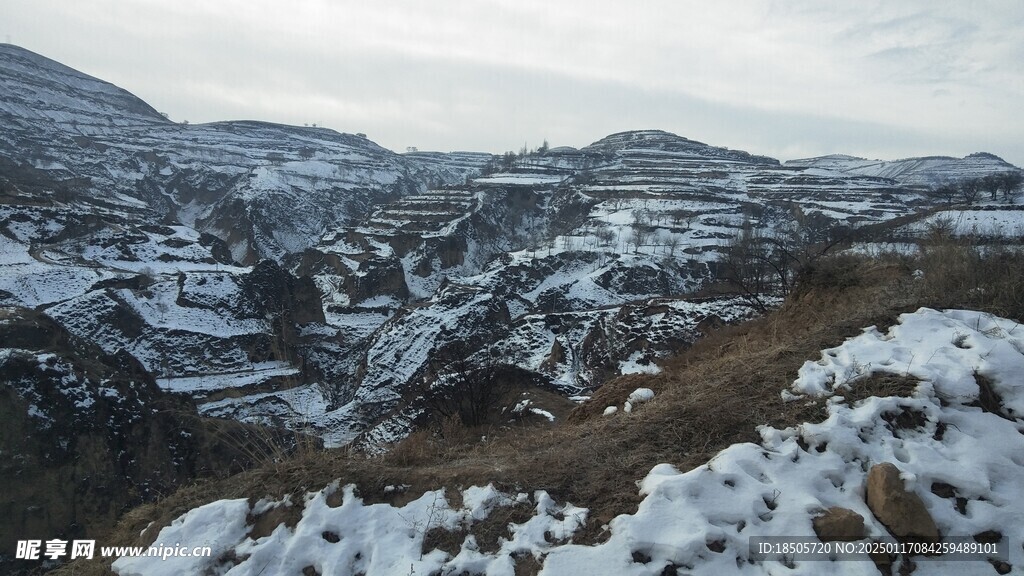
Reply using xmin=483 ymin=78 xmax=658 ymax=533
xmin=0 ymin=43 xmax=169 ymax=126
xmin=0 ymin=43 xmax=490 ymax=264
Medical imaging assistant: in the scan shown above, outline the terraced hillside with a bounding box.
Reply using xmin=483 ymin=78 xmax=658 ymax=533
xmin=0 ymin=44 xmax=490 ymax=264
xmin=3 ymin=45 xmax=1022 ymax=455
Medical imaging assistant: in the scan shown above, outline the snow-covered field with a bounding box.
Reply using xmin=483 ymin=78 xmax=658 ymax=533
xmin=115 ymin=308 xmax=1023 ymax=575
xmin=912 ymin=208 xmax=1024 ymax=238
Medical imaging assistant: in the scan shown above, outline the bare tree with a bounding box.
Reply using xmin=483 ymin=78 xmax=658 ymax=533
xmin=1000 ymin=171 xmax=1023 ymax=203
xmin=595 ymin=227 xmax=616 ymax=247
xmin=929 ymin=182 xmax=959 ymax=207
xmin=500 ymin=151 xmax=517 ymax=171
xmin=716 ymin=209 xmax=852 ymax=311
xmin=417 ymin=344 xmax=517 ymax=428
xmin=666 ymin=234 xmax=682 ymax=256
xmin=632 ymin=208 xmax=653 ymax=227
xmin=717 ymin=223 xmax=776 ymax=310
xmin=982 ymin=174 xmax=1001 ymax=201
xmin=959 ymin=178 xmax=982 ymax=205
xmin=631 ymin=224 xmax=653 ymax=254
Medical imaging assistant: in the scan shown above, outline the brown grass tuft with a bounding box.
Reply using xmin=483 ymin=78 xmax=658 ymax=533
xmin=837 ymin=374 xmax=920 ymax=404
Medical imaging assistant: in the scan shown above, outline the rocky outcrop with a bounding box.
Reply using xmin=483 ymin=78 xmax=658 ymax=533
xmin=866 ymin=462 xmax=940 ymax=543
xmin=238 ymin=260 xmax=325 ymax=325
xmin=0 ymin=307 xmax=299 ymax=574
xmin=812 ymin=507 xmax=866 ymax=542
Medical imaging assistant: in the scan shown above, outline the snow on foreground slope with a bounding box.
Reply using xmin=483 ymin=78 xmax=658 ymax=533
xmin=114 ymin=309 xmax=1023 ymax=576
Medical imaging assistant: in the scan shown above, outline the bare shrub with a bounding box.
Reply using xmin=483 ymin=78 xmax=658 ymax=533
xmin=716 ymin=207 xmax=852 ymax=311
xmin=417 ymin=345 xmax=518 ymax=428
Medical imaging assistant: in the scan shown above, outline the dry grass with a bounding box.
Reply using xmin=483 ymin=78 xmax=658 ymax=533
xmin=915 ymin=232 xmax=1024 ymax=321
xmin=51 ymin=244 xmax=1023 ymax=575
xmin=837 ymin=374 xmax=921 ymax=404
xmin=422 ymin=500 xmax=536 ymax=558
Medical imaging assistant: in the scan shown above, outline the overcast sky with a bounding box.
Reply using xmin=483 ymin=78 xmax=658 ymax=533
xmin=4 ymin=0 xmax=1023 ymax=166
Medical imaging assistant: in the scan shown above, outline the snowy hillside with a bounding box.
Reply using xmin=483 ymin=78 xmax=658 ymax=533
xmin=0 ymin=44 xmax=490 ymax=264
xmin=0 ymin=197 xmax=339 ymax=443
xmin=786 ymin=153 xmax=1020 ymax=188
xmin=248 ymin=128 xmax=1019 ymax=450
xmin=113 ymin=308 xmax=1024 ymax=576
xmin=3 ymin=44 xmax=1023 ymax=456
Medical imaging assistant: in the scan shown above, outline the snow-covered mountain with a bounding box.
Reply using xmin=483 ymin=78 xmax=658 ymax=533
xmin=0 ymin=44 xmax=489 ymax=264
xmin=3 ymin=44 xmax=1023 ymax=454
xmin=785 ymin=152 xmax=1019 ymax=187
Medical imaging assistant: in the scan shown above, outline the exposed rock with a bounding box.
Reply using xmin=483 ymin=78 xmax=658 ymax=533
xmin=294 ymin=248 xmax=410 ymax=305
xmin=866 ymin=462 xmax=940 ymax=543
xmin=0 ymin=307 xmax=302 ymax=574
xmin=541 ymin=338 xmax=566 ymax=372
xmin=869 ymin=549 xmax=894 ymax=573
xmin=812 ymin=507 xmax=865 ymax=542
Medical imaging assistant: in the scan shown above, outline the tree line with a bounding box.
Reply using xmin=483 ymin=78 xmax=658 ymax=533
xmin=928 ymin=172 xmax=1022 ymax=206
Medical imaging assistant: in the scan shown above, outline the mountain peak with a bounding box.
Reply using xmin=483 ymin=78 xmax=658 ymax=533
xmin=582 ymin=129 xmax=779 ymax=166
xmin=965 ymin=151 xmax=1010 ymax=164
xmin=586 ymin=129 xmax=693 ymax=147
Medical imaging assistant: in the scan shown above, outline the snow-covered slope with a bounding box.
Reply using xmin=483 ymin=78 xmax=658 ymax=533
xmin=786 ymin=153 xmax=1020 ymax=188
xmin=0 ymin=44 xmax=490 ymax=264
xmin=0 ymin=196 xmax=342 ymax=443
xmin=0 ymin=42 xmax=167 ymax=127
xmin=113 ymin=308 xmax=1024 ymax=576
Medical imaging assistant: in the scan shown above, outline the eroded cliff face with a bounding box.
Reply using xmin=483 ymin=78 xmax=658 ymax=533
xmin=0 ymin=307 xmax=300 ymax=573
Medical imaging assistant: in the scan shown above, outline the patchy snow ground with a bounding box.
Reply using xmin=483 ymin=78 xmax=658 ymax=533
xmin=473 ymin=173 xmax=568 ymax=185
xmin=912 ymin=208 xmax=1024 ymax=238
xmin=115 ymin=308 xmax=1024 ymax=575
xmin=619 ymin=352 xmax=662 ymax=375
